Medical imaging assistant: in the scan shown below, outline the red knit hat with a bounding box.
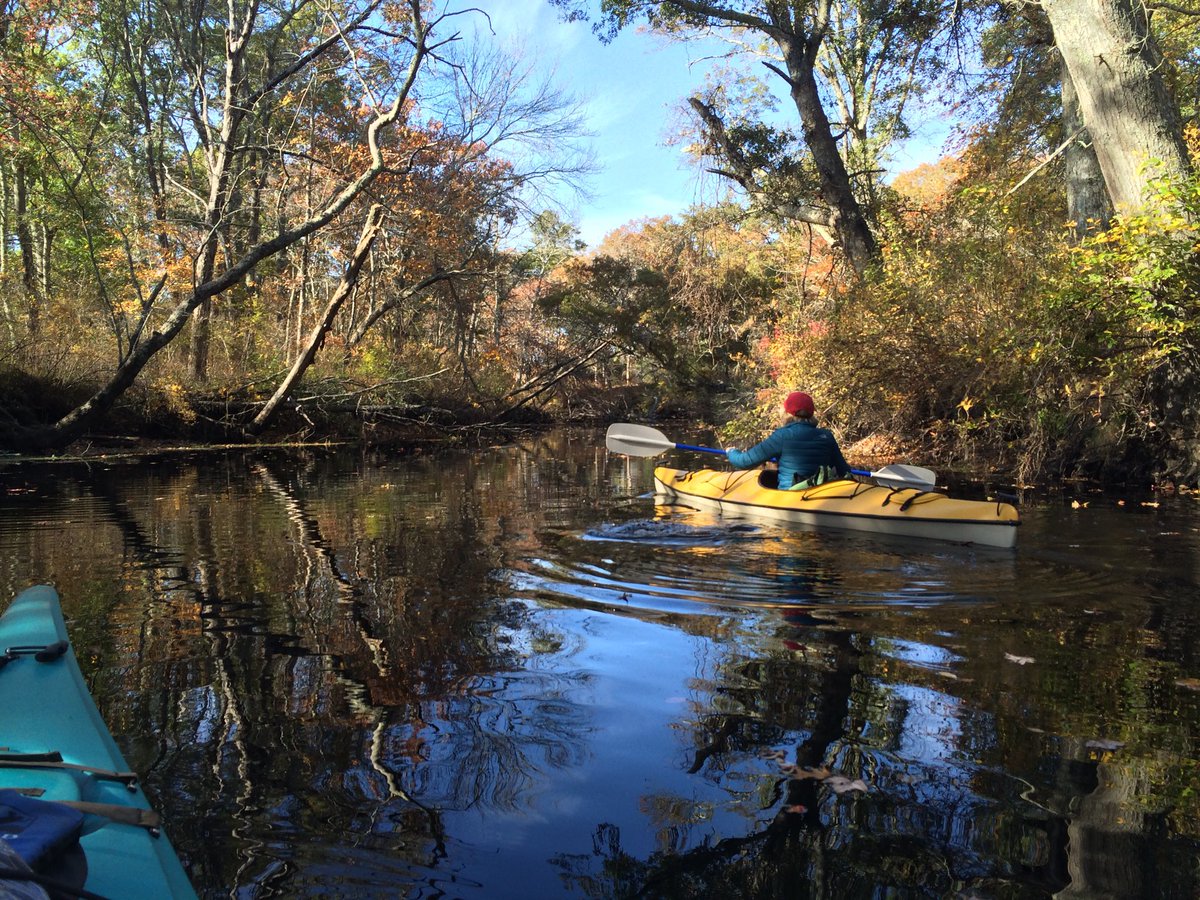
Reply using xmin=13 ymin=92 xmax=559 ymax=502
xmin=784 ymin=391 xmax=815 ymax=417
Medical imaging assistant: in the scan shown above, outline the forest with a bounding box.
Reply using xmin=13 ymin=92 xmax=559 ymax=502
xmin=0 ymin=0 xmax=1196 ymax=485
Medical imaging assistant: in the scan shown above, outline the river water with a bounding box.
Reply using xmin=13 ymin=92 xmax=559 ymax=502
xmin=0 ymin=430 xmax=1198 ymax=898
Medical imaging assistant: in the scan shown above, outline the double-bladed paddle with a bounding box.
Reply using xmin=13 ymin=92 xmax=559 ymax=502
xmin=605 ymin=422 xmax=938 ymax=490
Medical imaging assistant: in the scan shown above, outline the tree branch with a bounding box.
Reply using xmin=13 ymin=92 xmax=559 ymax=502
xmin=1005 ymin=126 xmax=1085 ymax=197
xmin=689 ymin=96 xmax=836 ymax=231
xmin=1145 ymin=1 xmax=1200 ymax=13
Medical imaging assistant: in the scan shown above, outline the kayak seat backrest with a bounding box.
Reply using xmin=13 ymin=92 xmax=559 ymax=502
xmin=788 ymin=465 xmax=839 ymax=491
xmin=0 ymin=789 xmax=84 ymax=871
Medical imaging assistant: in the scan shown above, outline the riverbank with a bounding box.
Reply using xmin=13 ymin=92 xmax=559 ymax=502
xmin=2 ymin=367 xmax=1185 ymax=490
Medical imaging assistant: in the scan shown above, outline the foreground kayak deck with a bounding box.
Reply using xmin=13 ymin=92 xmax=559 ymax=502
xmin=654 ymin=467 xmax=1020 ymax=548
xmin=0 ymin=584 xmax=196 ymax=899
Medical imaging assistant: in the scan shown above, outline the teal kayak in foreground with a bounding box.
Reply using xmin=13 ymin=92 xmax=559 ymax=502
xmin=0 ymin=585 xmax=196 ymax=899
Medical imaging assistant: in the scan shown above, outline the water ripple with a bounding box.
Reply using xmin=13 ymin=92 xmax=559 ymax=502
xmin=582 ymin=519 xmax=760 ymax=545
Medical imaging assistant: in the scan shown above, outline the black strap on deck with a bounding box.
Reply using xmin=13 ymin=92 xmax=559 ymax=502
xmin=0 ymin=757 xmax=139 ymax=791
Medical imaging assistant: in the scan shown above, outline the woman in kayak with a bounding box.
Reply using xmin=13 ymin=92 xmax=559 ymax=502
xmin=726 ymin=391 xmax=852 ymax=490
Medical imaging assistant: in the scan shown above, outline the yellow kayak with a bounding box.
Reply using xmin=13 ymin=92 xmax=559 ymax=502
xmin=653 ymin=467 xmax=1020 ymax=548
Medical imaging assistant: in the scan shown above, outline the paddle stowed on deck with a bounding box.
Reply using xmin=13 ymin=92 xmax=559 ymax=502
xmin=0 ymin=584 xmax=198 ymax=899
xmin=605 ymin=423 xmax=1019 ymax=548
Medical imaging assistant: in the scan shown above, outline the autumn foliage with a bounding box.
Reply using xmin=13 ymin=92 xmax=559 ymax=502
xmin=0 ymin=0 xmax=1197 ymax=484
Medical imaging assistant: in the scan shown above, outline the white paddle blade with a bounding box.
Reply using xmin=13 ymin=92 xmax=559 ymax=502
xmin=605 ymin=423 xmax=675 ymax=457
xmin=872 ymin=464 xmax=938 ymax=489
xmin=875 ymin=464 xmax=936 ymax=484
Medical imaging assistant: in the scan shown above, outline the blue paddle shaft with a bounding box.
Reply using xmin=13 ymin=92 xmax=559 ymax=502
xmin=675 ymin=442 xmax=726 ymax=455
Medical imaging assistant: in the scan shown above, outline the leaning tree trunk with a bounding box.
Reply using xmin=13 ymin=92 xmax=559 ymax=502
xmin=1042 ymin=0 xmax=1191 ymax=214
xmin=0 ymin=2 xmax=432 ymax=454
xmin=249 ymin=205 xmax=383 ymax=434
xmin=1061 ymin=59 xmax=1110 ymax=242
xmin=785 ymin=62 xmax=877 ymax=274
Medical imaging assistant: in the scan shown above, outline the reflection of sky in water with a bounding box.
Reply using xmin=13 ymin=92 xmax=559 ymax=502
xmin=884 ymin=683 xmax=968 ymax=767
xmin=438 ymin=604 xmax=767 ymax=883
xmin=873 ymin=636 xmax=965 ymax=671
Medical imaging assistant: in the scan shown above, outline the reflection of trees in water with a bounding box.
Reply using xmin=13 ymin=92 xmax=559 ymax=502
xmin=541 ymin=508 xmax=1200 ymax=897
xmin=5 ymin=443 xmax=1200 ymax=895
xmin=558 ymin=612 xmax=1087 ymax=898
xmin=11 ymin=450 xmax=598 ymax=891
xmin=571 ymin=575 xmax=1199 ymax=898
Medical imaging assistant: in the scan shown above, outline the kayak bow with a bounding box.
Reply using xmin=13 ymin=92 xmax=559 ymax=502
xmin=0 ymin=585 xmax=197 ymax=899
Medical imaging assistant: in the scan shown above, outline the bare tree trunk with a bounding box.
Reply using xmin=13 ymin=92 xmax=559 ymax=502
xmin=14 ymin=159 xmax=39 ymax=335
xmin=284 ymin=282 xmax=295 ymax=352
xmin=781 ymin=53 xmax=877 ymax=274
xmin=296 ymin=238 xmax=310 ymax=354
xmin=250 ymin=206 xmax=383 ymax=433
xmin=187 ymin=0 xmax=256 ymax=386
xmin=677 ymin=0 xmax=878 ymax=275
xmin=189 ymin=297 xmax=213 ymax=380
xmin=1062 ymin=59 xmax=1111 ymax=242
xmin=0 ymin=162 xmax=8 ymax=278
xmin=1042 ymin=0 xmax=1191 ymax=214
xmin=37 ymin=220 xmax=52 ymax=300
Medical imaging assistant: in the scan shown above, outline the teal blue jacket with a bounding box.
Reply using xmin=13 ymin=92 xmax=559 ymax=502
xmin=726 ymin=419 xmax=851 ymax=489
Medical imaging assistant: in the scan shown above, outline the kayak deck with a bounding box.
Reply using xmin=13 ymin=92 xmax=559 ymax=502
xmin=653 ymin=467 xmax=1020 ymax=548
xmin=0 ymin=584 xmax=196 ymax=899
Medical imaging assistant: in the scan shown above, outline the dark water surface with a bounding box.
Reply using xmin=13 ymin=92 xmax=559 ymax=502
xmin=1 ymin=430 xmax=1198 ymax=898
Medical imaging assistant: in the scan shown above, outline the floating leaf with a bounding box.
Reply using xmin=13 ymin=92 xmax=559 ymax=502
xmin=1005 ymin=653 xmax=1035 ymax=665
xmin=794 ymin=766 xmax=831 ymax=781
xmin=824 ymin=775 xmax=869 ymax=794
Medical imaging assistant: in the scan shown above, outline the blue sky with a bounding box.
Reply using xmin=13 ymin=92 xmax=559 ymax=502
xmin=460 ymin=1 xmax=949 ymax=249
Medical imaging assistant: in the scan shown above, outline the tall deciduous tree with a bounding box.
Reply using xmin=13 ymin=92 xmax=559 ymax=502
xmin=1061 ymin=61 xmax=1110 ymax=240
xmin=1039 ymin=0 xmax=1192 ymax=213
xmin=973 ymin=7 xmax=1111 ymax=239
xmin=555 ymin=0 xmax=884 ymax=275
xmin=2 ymin=0 xmax=442 ymax=452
